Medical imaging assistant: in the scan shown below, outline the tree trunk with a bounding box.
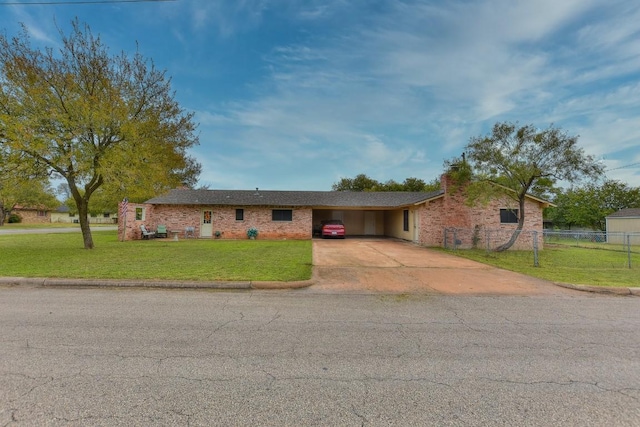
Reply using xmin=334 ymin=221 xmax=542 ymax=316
xmin=76 ymin=197 xmax=94 ymax=249
xmin=495 ymin=197 xmax=526 ymax=252
xmin=68 ymin=178 xmax=95 ymax=249
xmin=0 ymin=205 xmax=6 ymax=226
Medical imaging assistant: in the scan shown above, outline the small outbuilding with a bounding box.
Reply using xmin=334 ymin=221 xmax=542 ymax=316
xmin=605 ymin=208 xmax=640 ymax=244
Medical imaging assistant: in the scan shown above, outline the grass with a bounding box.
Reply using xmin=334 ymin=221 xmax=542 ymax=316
xmin=440 ymin=245 xmax=640 ymax=288
xmin=0 ymin=230 xmax=312 ymax=282
xmin=2 ymin=228 xmax=637 ymax=287
xmin=2 ymin=223 xmax=114 ymax=229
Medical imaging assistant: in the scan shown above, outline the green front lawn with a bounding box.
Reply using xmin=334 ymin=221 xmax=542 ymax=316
xmin=441 ymin=245 xmax=640 ymax=288
xmin=0 ymin=230 xmax=312 ymax=282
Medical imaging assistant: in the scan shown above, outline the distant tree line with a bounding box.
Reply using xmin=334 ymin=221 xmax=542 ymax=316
xmin=546 ymin=180 xmax=640 ymax=231
xmin=332 ymin=174 xmax=441 ymax=192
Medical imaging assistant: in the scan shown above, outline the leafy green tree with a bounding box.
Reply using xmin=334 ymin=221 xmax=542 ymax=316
xmin=332 ymin=174 xmax=440 ymax=192
xmin=332 ymin=174 xmax=382 ymax=191
xmin=466 ymin=122 xmax=604 ymax=251
xmin=548 ymin=180 xmax=640 ymax=230
xmin=0 ymin=177 xmax=59 ymax=225
xmin=0 ymin=142 xmax=56 ymax=224
xmin=0 ymin=20 xmax=200 ymax=248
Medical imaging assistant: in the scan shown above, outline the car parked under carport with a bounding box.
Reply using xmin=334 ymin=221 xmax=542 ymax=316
xmin=319 ymin=220 xmax=345 ymax=239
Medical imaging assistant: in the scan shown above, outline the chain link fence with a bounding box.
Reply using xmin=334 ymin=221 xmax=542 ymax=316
xmin=443 ymin=227 xmax=639 ymax=269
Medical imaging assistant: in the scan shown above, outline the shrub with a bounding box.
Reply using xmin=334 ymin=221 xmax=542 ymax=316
xmin=8 ymin=214 xmax=22 ymax=223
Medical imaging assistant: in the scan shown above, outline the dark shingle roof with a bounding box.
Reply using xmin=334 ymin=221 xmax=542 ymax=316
xmin=145 ymin=189 xmax=445 ymax=209
xmin=606 ymin=208 xmax=640 ymax=218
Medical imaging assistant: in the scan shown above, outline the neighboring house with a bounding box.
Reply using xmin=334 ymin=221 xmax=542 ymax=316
xmin=49 ymin=205 xmax=72 ymax=223
xmin=605 ymin=208 xmax=640 ymax=244
xmin=6 ymin=205 xmax=51 ymax=224
xmin=118 ymin=175 xmax=551 ymax=250
xmin=50 ymin=205 xmax=118 ymax=224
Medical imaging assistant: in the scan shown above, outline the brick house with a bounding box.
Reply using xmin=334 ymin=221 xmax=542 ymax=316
xmin=118 ymin=175 xmax=551 ymax=249
xmin=5 ymin=205 xmax=51 ymax=224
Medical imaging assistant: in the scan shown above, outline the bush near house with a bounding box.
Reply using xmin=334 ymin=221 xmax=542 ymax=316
xmin=7 ymin=214 xmax=21 ymax=223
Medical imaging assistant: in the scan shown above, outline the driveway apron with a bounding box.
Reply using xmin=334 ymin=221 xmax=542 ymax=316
xmin=310 ymin=238 xmax=575 ymax=295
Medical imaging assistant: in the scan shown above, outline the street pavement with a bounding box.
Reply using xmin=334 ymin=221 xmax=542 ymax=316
xmin=1 ymin=286 xmax=639 ymax=426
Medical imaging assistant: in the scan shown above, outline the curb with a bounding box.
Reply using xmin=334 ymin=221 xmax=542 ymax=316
xmin=0 ymin=277 xmax=313 ymax=290
xmin=554 ymin=282 xmax=640 ymax=296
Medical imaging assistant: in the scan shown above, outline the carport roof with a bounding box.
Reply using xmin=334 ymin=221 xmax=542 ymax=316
xmin=145 ymin=189 xmax=445 ymax=208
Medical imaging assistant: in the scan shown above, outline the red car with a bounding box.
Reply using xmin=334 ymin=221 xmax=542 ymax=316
xmin=320 ymin=220 xmax=346 ymax=239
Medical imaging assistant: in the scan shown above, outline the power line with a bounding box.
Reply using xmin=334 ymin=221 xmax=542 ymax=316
xmin=606 ymin=162 xmax=640 ymax=172
xmin=0 ymin=0 xmax=175 ymax=5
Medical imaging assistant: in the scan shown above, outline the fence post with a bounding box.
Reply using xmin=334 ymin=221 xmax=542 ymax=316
xmin=627 ymin=234 xmax=632 ymax=269
xmin=453 ymin=229 xmax=458 ymax=251
xmin=533 ymin=230 xmax=539 ymax=267
xmin=486 ymin=229 xmax=490 ymax=254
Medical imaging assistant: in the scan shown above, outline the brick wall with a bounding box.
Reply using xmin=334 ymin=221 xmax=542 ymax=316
xmin=118 ymin=203 xmax=155 ymax=241
xmin=8 ymin=208 xmax=50 ymax=224
xmin=118 ymin=202 xmax=312 ymax=240
xmin=416 ymin=175 xmax=545 ymax=250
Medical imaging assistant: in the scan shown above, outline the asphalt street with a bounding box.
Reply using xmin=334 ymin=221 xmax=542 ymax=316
xmin=1 ymin=287 xmax=639 ymax=426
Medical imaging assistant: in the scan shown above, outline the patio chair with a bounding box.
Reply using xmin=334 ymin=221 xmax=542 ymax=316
xmin=156 ymin=224 xmax=168 ymax=238
xmin=140 ymin=224 xmax=156 ymax=239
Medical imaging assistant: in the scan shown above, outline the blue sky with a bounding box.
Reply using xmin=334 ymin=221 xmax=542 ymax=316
xmin=1 ymin=0 xmax=639 ymax=190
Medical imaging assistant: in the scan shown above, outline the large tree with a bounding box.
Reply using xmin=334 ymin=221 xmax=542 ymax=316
xmin=466 ymin=122 xmax=604 ymax=251
xmin=0 ymin=21 xmax=200 ymax=248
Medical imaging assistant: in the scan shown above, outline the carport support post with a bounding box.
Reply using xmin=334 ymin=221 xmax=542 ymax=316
xmin=533 ymin=231 xmax=539 ymax=267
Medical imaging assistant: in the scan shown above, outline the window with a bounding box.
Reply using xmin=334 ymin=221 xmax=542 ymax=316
xmin=37 ymin=210 xmax=47 ymax=217
xmin=103 ymin=213 xmax=110 ymax=218
xmin=500 ymin=209 xmax=519 ymax=224
xmin=272 ymin=209 xmax=293 ymax=221
xmin=403 ymin=210 xmax=409 ymax=232
xmin=135 ymin=207 xmax=145 ymax=221
xmin=203 ymin=210 xmax=212 ymax=224
xmin=236 ymin=208 xmax=244 ymax=221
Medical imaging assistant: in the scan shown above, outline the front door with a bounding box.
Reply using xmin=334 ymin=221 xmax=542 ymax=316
xmin=201 ymin=210 xmax=213 ymax=237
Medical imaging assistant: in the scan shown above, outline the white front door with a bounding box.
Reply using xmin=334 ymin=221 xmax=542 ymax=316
xmin=201 ymin=210 xmax=213 ymax=237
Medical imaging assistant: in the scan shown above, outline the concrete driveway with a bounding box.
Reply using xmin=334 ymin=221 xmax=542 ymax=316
xmin=310 ymin=238 xmax=576 ymax=295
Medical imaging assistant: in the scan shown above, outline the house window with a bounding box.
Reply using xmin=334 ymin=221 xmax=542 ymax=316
xmin=135 ymin=207 xmax=145 ymax=221
xmin=37 ymin=210 xmax=47 ymax=217
xmin=203 ymin=210 xmax=212 ymax=224
xmin=236 ymin=209 xmax=244 ymax=221
xmin=272 ymin=209 xmax=293 ymax=221
xmin=403 ymin=210 xmax=409 ymax=232
xmin=103 ymin=213 xmax=110 ymax=218
xmin=500 ymin=209 xmax=519 ymax=224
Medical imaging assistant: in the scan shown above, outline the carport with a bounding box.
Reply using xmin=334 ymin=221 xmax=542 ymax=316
xmin=313 ymin=208 xmax=388 ymax=237
xmin=309 ymin=190 xmax=443 ymax=241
